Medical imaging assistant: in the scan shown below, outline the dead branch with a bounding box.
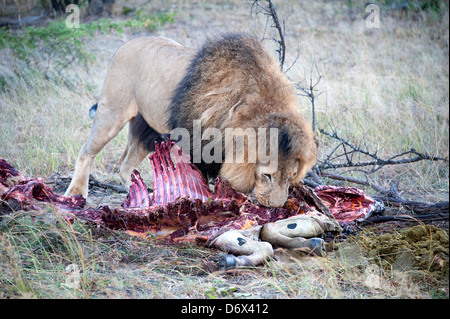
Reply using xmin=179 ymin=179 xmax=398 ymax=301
xmin=360 ymin=213 xmax=449 ymax=225
xmin=294 ymin=60 xmax=323 ymax=132
xmin=87 ymin=175 xmax=128 ymax=193
xmin=251 ymin=0 xmax=287 ymax=69
xmin=317 ymin=128 xmax=447 ymax=173
xmin=315 ymin=171 xmax=387 ymax=194
xmin=46 ymin=173 xmax=128 ymax=194
xmin=372 ymin=196 xmax=449 ymax=216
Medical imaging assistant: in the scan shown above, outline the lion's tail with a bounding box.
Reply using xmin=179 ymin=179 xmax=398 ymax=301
xmin=89 ymin=103 xmax=98 ymax=119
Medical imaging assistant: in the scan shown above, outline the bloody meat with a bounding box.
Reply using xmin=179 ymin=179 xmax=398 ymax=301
xmin=1 ymin=142 xmax=377 ymax=244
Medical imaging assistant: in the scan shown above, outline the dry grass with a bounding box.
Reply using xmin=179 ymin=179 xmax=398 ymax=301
xmin=0 ymin=0 xmax=448 ymax=299
xmin=2 ymin=207 xmax=440 ymax=299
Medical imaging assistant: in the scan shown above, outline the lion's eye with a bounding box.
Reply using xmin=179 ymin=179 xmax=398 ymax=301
xmin=262 ymin=174 xmax=272 ymax=183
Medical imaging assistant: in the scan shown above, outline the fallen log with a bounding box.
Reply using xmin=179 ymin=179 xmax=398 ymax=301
xmin=373 ymin=196 xmax=449 ymax=216
xmin=360 ymin=213 xmax=448 ymax=225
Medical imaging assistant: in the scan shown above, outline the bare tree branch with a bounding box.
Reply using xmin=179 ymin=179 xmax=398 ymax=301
xmin=316 ymin=171 xmax=388 ymax=194
xmin=317 ymin=127 xmax=447 ymax=172
xmin=251 ymin=0 xmax=287 ymax=69
xmin=293 ymin=59 xmax=323 ymax=132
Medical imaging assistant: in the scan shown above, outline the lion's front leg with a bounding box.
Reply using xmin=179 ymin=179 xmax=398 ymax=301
xmin=207 ymin=229 xmax=274 ymax=269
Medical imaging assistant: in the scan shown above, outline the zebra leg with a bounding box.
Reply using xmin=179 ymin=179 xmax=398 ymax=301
xmin=208 ymin=230 xmax=274 ymax=269
xmin=260 ymin=215 xmax=335 ymax=256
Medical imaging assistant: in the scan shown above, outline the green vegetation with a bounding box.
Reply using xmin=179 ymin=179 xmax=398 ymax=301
xmin=0 ymin=10 xmax=176 ymax=71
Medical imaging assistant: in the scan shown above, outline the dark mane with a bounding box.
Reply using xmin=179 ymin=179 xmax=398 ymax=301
xmin=167 ymin=33 xmax=262 ymax=131
xmin=278 ymin=125 xmax=292 ymax=156
xmin=130 ymin=113 xmax=166 ymax=153
xmin=166 ymin=33 xmax=265 ymax=178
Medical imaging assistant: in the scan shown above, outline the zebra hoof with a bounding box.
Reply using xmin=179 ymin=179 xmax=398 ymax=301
xmin=219 ymin=254 xmax=237 ymax=270
xmin=307 ymin=238 xmax=326 ymax=257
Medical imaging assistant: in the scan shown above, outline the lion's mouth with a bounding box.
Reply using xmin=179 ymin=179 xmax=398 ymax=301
xmin=250 ymin=191 xmax=286 ymax=208
xmin=247 ymin=190 xmax=265 ymax=207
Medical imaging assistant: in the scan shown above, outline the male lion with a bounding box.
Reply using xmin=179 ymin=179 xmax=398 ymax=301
xmin=65 ymin=33 xmax=317 ymax=207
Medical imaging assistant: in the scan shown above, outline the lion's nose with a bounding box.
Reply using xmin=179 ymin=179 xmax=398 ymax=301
xmin=255 ymin=194 xmax=287 ymax=208
xmin=270 ymin=202 xmax=285 ymax=208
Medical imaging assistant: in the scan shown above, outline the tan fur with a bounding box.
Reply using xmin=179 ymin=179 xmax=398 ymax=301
xmin=65 ymin=35 xmax=317 ymax=207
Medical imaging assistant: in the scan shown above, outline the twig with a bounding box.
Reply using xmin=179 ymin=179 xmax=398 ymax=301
xmin=251 ymin=0 xmax=287 ymax=69
xmin=46 ymin=174 xmax=128 ymax=194
xmin=294 ymin=60 xmax=322 ymax=132
xmin=88 ymin=175 xmax=128 ymax=194
xmin=317 ymin=141 xmax=447 ymax=172
xmin=312 ymin=121 xmax=448 ymax=174
xmin=318 ymin=171 xmax=387 ymax=194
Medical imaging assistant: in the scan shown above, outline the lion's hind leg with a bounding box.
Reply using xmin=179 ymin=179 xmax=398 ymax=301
xmin=118 ymin=113 xmax=166 ymax=187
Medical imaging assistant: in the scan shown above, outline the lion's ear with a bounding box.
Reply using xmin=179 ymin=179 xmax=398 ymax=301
xmin=292 ymin=155 xmax=316 ymax=185
xmin=219 ymin=162 xmax=255 ymax=194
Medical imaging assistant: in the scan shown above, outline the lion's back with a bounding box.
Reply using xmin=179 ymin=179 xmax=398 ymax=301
xmin=102 ymin=36 xmax=195 ymax=133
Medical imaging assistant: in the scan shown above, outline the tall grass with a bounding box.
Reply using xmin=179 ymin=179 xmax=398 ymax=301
xmin=0 ymin=209 xmax=94 ymax=298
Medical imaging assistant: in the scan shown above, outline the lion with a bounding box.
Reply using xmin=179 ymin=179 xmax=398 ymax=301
xmin=65 ymin=33 xmax=317 ymax=207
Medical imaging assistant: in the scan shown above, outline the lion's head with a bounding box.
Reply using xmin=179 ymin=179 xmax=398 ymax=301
xmin=219 ymin=112 xmax=317 ymax=207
